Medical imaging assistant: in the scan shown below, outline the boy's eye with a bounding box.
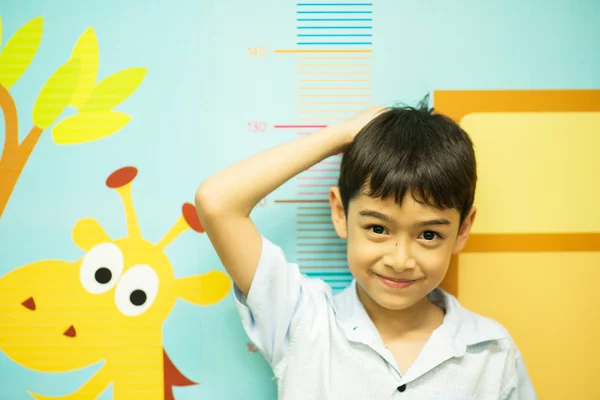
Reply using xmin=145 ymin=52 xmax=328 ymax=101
xmin=369 ymin=225 xmax=386 ymax=235
xmin=420 ymin=231 xmax=439 ymax=241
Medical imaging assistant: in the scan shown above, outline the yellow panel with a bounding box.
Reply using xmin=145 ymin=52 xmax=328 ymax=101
xmin=461 ymin=112 xmax=600 ymax=233
xmin=458 ymin=252 xmax=600 ymax=400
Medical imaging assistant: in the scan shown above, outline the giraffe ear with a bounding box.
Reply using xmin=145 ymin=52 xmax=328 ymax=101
xmin=72 ymin=218 xmax=112 ymax=251
xmin=175 ymin=270 xmax=231 ymax=306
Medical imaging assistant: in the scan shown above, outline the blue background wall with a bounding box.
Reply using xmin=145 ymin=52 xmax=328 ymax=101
xmin=1 ymin=1 xmax=598 ymax=399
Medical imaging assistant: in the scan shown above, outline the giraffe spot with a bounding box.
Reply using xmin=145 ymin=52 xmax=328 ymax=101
xmin=21 ymin=297 xmax=36 ymax=311
xmin=63 ymin=325 xmax=76 ymax=338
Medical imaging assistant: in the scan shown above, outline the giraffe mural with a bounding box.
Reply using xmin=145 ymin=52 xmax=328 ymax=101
xmin=0 ymin=166 xmax=231 ymax=399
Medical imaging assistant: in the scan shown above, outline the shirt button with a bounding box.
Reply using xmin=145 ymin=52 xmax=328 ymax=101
xmin=397 ymin=384 xmax=406 ymax=392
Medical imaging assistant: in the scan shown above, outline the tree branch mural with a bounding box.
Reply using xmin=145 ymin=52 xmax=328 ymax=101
xmin=0 ymin=16 xmax=146 ymax=220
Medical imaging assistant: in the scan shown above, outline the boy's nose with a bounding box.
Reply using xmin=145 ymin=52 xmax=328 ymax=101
xmin=385 ymin=242 xmax=416 ymax=271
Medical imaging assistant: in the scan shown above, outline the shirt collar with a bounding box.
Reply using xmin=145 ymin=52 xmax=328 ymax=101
xmin=333 ymin=279 xmax=508 ymax=352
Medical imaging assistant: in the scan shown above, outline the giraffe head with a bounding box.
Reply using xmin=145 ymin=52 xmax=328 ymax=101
xmin=0 ymin=166 xmax=230 ymax=372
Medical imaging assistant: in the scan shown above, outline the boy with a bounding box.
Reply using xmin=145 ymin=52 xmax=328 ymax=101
xmin=194 ymin=98 xmax=537 ymax=399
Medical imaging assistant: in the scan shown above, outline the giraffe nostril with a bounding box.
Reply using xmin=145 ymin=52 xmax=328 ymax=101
xmin=21 ymin=297 xmax=36 ymax=311
xmin=63 ymin=325 xmax=76 ymax=338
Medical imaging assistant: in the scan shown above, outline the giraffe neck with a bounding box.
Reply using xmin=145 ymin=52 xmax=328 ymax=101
xmin=107 ymin=343 xmax=165 ymax=399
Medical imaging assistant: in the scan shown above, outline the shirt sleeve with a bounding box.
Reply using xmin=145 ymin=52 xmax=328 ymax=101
xmin=501 ymin=348 xmax=537 ymax=400
xmin=233 ymin=235 xmax=328 ymax=372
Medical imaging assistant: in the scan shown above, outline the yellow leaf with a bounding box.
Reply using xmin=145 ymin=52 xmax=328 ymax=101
xmin=68 ymin=27 xmax=99 ymax=110
xmin=1 ymin=16 xmax=3 ymax=49
xmin=51 ymin=111 xmax=131 ymax=145
xmin=32 ymin=58 xmax=81 ymax=129
xmin=0 ymin=16 xmax=43 ymax=89
xmin=81 ymin=67 xmax=146 ymax=112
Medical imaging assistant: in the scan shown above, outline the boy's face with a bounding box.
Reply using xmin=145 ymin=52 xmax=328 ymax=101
xmin=329 ymin=187 xmax=476 ymax=312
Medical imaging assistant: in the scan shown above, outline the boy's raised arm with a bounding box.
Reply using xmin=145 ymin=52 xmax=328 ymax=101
xmin=194 ymin=106 xmax=385 ymax=295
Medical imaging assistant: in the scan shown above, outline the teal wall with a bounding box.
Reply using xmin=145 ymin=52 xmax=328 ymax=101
xmin=0 ymin=1 xmax=598 ymax=399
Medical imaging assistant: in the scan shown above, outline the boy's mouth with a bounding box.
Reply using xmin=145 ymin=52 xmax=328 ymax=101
xmin=374 ymin=273 xmax=418 ymax=289
xmin=374 ymin=273 xmax=415 ymax=282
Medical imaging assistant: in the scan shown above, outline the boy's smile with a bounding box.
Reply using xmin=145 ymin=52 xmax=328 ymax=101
xmin=330 ymin=186 xmax=476 ymax=317
xmin=375 ymin=274 xmax=418 ymax=289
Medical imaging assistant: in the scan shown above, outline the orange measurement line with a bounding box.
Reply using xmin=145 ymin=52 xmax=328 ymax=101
xmin=298 ymin=56 xmax=372 ymax=60
xmin=276 ymin=49 xmax=372 ymax=53
xmin=298 ymin=94 xmax=372 ymax=97
xmin=299 ymin=101 xmax=372 ymax=105
xmin=297 ymin=117 xmax=351 ymax=121
xmin=299 ymin=79 xmax=372 ymax=82
xmin=298 ymin=110 xmax=363 ymax=113
xmin=299 ymin=87 xmax=372 ymax=90
xmin=297 ymin=64 xmax=372 ymax=67
xmin=298 ymin=71 xmax=372 ymax=74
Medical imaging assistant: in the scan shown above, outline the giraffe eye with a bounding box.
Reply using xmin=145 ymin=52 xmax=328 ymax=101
xmin=80 ymin=243 xmax=124 ymax=294
xmin=114 ymin=264 xmax=159 ymax=317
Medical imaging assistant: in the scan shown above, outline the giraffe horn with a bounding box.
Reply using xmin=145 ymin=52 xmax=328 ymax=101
xmin=106 ymin=166 xmax=142 ymax=239
xmin=156 ymin=203 xmax=203 ymax=250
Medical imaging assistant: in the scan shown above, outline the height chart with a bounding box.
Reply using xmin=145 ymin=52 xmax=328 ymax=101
xmin=270 ymin=2 xmax=374 ymax=292
xmin=1 ymin=1 xmax=599 ymax=399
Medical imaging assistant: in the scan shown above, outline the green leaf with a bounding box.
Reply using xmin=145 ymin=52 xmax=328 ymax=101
xmin=0 ymin=17 xmax=43 ymax=89
xmin=80 ymin=67 xmax=146 ymax=112
xmin=68 ymin=27 xmax=99 ymax=110
xmin=51 ymin=111 xmax=131 ymax=144
xmin=32 ymin=57 xmax=81 ymax=129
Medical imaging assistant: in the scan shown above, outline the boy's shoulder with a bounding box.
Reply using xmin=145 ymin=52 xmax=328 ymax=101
xmin=433 ymin=288 xmax=518 ymax=351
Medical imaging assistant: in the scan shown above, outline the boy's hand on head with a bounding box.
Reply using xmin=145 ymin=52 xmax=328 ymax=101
xmin=339 ymin=105 xmax=388 ymax=146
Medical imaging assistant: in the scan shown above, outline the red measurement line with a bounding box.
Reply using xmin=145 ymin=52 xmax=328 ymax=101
xmin=307 ymin=168 xmax=339 ymax=172
xmin=297 ymin=176 xmax=338 ymax=180
xmin=276 ymin=49 xmax=372 ymax=53
xmin=297 ymin=250 xmax=346 ymax=254
xmin=297 ymin=228 xmax=335 ymax=231
xmin=297 ymin=243 xmax=346 ymax=246
xmin=297 ymin=184 xmax=336 ymax=188
xmin=274 ymin=125 xmax=327 ymax=128
xmin=274 ymin=199 xmax=328 ymax=203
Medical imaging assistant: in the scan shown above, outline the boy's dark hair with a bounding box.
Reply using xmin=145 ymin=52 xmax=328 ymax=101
xmin=338 ymin=94 xmax=477 ymax=226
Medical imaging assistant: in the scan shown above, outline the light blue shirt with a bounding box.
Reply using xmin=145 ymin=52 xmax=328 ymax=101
xmin=234 ymin=235 xmax=537 ymax=399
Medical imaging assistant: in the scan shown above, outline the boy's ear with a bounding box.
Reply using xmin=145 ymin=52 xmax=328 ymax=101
xmin=329 ymin=187 xmax=348 ymax=239
xmin=452 ymin=206 xmax=477 ymax=254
